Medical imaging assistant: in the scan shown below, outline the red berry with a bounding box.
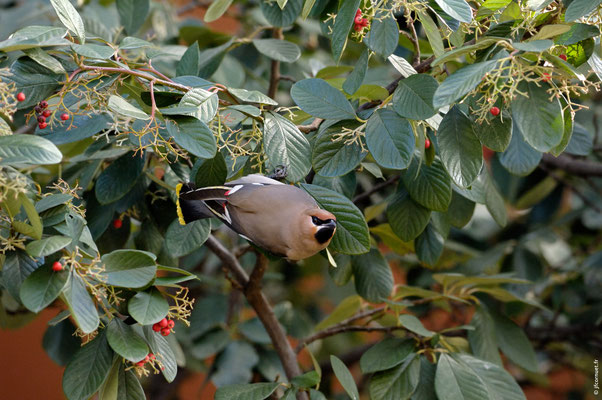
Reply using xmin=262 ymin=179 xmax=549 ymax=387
xmin=425 ymin=138 xmax=431 ymax=149
xmin=52 ymin=261 xmax=63 ymax=272
xmin=360 ymin=18 xmax=369 ymax=27
xmin=152 ymin=323 xmax=161 ymax=332
xmin=112 ymin=219 xmax=122 ymax=229
xmin=16 ymin=92 xmax=26 ymax=102
xmin=559 ymin=54 xmax=567 ymax=61
xmin=40 ymin=100 xmax=48 ymax=108
xmin=354 ymin=15 xmax=363 ymax=24
xmin=354 ymin=24 xmax=363 ymax=32
xmin=542 ymin=73 xmax=551 ymax=82
xmin=143 ymin=355 xmax=150 ymax=363
xmin=42 ymin=110 xmax=51 ymax=118
xmin=34 ymin=105 xmax=42 ymax=114
xmin=159 ymin=318 xmax=168 ymax=328
xmin=167 ymin=319 xmax=175 ymax=328
xmin=490 ymin=106 xmax=500 ymax=116
xmin=60 ymin=113 xmax=70 ymax=121
xmin=355 ymin=8 xmax=361 ymax=17
xmin=39 ymin=122 xmax=47 ymax=129
xmin=160 ymin=328 xmax=170 ymax=336
xmin=136 ymin=361 xmax=145 ymax=367
xmin=37 ymin=116 xmax=46 ymax=123
xmin=149 ymin=353 xmax=155 ymax=360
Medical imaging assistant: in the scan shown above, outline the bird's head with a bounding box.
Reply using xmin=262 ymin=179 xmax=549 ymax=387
xmin=308 ymin=209 xmax=337 ymax=245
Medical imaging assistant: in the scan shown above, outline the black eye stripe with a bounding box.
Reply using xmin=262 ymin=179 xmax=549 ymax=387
xmin=312 ymin=216 xmax=334 ymax=226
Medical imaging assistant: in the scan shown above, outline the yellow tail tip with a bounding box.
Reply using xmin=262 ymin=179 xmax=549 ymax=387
xmin=175 ymin=183 xmax=186 ymax=225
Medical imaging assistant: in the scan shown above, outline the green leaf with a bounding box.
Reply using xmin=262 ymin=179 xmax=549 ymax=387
xmin=50 ymin=0 xmax=86 ymax=43
xmin=433 ymin=60 xmax=498 ymax=108
xmin=365 ymin=13 xmax=399 ymax=58
xmin=25 ymin=235 xmax=72 ymax=257
xmin=412 ymin=357 xmax=438 ymax=400
xmin=177 ymin=42 xmax=201 ymax=76
xmin=432 ymin=38 xmax=501 ymax=67
xmin=128 ymin=287 xmax=169 ymax=325
xmin=473 ymin=115 xmax=512 ymax=152
xmin=435 ymin=353 xmax=489 ymax=400
xmin=62 ymin=270 xmax=99 ymax=334
xmin=434 ymin=0 xmax=473 ymax=22
xmin=484 ymin=174 xmax=507 ymax=227
xmin=100 ymin=361 xmax=146 ymax=400
xmin=393 ymin=74 xmax=438 ymax=120
xmin=71 ymin=43 xmax=115 ymax=59
xmin=555 ymin=23 xmax=600 ymax=46
xmin=17 ymin=193 xmax=42 ymax=240
xmin=253 ymin=39 xmax=301 ymax=62
xmin=106 ymin=318 xmax=149 ymax=362
xmin=215 ymin=382 xmax=280 ymax=400
xmin=227 ymin=87 xmax=278 ymax=105
xmin=165 ymin=117 xmax=217 ymax=159
xmin=565 ymin=37 xmax=594 ymax=67
xmin=468 ymin=306 xmax=502 ymax=366
xmin=315 ymin=295 xmax=361 ymax=331
xmin=491 ymin=311 xmax=538 ymax=372
xmin=95 ymin=152 xmax=145 ymax=205
xmin=291 ymin=370 xmax=321 ymax=388
xmin=360 ymin=338 xmax=415 ymax=373
xmin=119 ymin=36 xmax=153 ymax=49
xmin=550 ymin=106 xmax=574 ymax=156
xmin=447 ymin=191 xmax=475 ymax=228
xmin=6 ymin=58 xmax=62 ymax=109
xmin=38 ymin=114 xmax=111 ymax=145
xmin=20 ymin=265 xmax=69 ymax=313
xmin=512 ymin=39 xmax=553 ymax=52
xmin=291 ymin=78 xmax=356 ymax=120
xmin=399 ymin=314 xmax=435 ymax=337
xmin=331 ymin=356 xmax=360 ymax=400
xmin=0 ymin=135 xmax=62 ymax=165
xmin=438 ymin=106 xmax=483 ymax=188
xmin=369 ymin=355 xmax=420 ymax=400
xmin=194 ymin=153 xmax=227 ymax=187
xmin=301 ymin=184 xmax=370 ymax=254
xmin=511 ymin=81 xmax=563 ymax=152
xmin=63 ymin=330 xmax=113 ymax=400
xmin=313 ymin=121 xmax=365 ymax=177
xmin=566 ymin=122 xmax=593 ymax=155
xmin=23 ymin=47 xmax=66 ymax=73
xmin=165 ymin=218 xmax=210 ymax=257
xmin=456 ymin=354 xmax=526 ymax=400
xmin=143 ymin=326 xmax=177 ymax=382
xmin=352 ymin=248 xmax=394 ymax=303
xmin=176 ymin=88 xmax=219 ymax=123
xmin=204 ymin=0 xmax=233 ymax=22
xmin=0 ymin=26 xmax=69 ymax=52
xmin=263 ymin=111 xmax=312 ymax=182
xmin=260 ymin=0 xmax=302 ymax=27
xmin=2 ymin=250 xmax=41 ymax=302
xmin=499 ymin=121 xmax=542 ymax=176
xmin=418 ymin=11 xmax=444 ymax=58
xmin=564 ymin=0 xmax=602 ymax=22
xmin=402 ymin=158 xmax=452 ymax=212
xmin=331 ymin=0 xmax=361 ymax=62
xmin=365 ymin=109 xmax=414 ymax=170
xmin=100 ymin=249 xmax=157 ymax=288
xmin=116 ymin=0 xmax=149 ymax=34
xmin=415 ymin=223 xmax=444 ymax=265
xmin=387 ymin=184 xmax=431 ymax=241
xmin=343 ymin=49 xmax=369 ymax=95
xmin=108 ymin=95 xmax=149 ymax=120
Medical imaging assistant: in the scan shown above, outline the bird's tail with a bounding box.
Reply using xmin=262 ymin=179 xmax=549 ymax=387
xmin=176 ymin=183 xmax=231 ymax=225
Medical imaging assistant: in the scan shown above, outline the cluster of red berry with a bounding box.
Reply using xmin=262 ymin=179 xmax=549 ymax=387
xmin=134 ymin=353 xmax=155 ymax=367
xmin=152 ymin=317 xmax=175 ymax=336
xmin=354 ymin=9 xmax=369 ymax=32
xmin=33 ymin=100 xmax=70 ymax=130
xmin=52 ymin=261 xmax=63 ymax=272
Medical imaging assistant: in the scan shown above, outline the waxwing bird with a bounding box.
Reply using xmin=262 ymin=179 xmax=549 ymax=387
xmin=176 ymin=174 xmax=337 ymax=261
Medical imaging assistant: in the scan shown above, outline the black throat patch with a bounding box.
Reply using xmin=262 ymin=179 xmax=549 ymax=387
xmin=314 ymin=226 xmax=335 ymax=244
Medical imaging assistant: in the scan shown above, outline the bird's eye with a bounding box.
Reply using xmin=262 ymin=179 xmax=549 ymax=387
xmin=311 ymin=216 xmax=322 ymax=225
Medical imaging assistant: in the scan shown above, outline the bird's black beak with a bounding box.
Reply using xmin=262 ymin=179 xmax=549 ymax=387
xmin=314 ymin=219 xmax=336 ymax=244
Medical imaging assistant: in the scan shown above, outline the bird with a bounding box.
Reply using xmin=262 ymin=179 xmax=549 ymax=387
xmin=176 ymin=174 xmax=337 ymax=261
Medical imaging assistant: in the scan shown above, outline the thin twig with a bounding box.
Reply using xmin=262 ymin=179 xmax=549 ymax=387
xmin=77 ymin=64 xmax=191 ymax=93
xmin=539 ymin=165 xmax=602 ymax=213
xmin=353 ymin=175 xmax=400 ymax=204
xmin=297 ymin=118 xmax=323 ymax=134
xmin=405 ymin=11 xmax=421 ymax=66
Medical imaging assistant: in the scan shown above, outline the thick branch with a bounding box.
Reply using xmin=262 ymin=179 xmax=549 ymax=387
xmin=541 ymin=153 xmax=602 ymax=177
xmin=297 ymin=118 xmax=323 ymax=134
xmin=205 ymin=236 xmax=307 ymax=400
xmin=267 ymin=28 xmax=284 ymax=100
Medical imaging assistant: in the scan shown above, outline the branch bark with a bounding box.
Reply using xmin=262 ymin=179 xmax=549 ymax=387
xmin=267 ymin=28 xmax=284 ymax=100
xmin=541 ymin=153 xmax=602 ymax=177
xmin=205 ymin=236 xmax=308 ymax=400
